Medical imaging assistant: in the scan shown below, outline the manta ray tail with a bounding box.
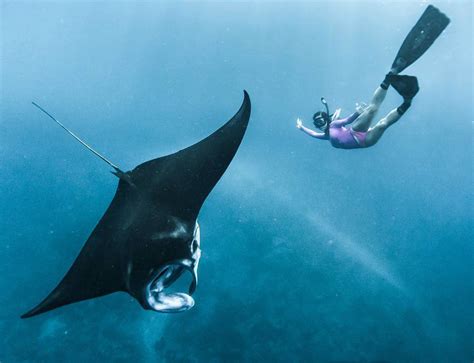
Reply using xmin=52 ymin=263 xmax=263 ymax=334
xmin=32 ymin=102 xmax=130 ymax=183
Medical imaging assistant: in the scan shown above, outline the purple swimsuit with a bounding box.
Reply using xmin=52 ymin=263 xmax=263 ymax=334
xmin=329 ymin=112 xmax=366 ymax=149
xmin=304 ymin=112 xmax=366 ymax=149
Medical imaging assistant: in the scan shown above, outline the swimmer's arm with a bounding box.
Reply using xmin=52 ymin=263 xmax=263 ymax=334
xmin=296 ymin=119 xmax=328 ymax=139
xmin=330 ymin=112 xmax=360 ymax=127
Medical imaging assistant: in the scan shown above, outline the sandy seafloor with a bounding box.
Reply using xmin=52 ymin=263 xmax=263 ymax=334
xmin=1 ymin=1 xmax=472 ymax=362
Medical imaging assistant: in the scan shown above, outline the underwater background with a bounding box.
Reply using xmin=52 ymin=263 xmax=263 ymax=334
xmin=1 ymin=1 xmax=472 ymax=362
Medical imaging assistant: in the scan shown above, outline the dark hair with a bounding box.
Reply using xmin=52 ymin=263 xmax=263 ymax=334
xmin=313 ymin=111 xmax=330 ymax=129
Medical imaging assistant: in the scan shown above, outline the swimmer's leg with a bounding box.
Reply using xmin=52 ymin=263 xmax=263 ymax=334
xmin=351 ymin=86 xmax=387 ymax=132
xmin=364 ymin=102 xmax=411 ymax=146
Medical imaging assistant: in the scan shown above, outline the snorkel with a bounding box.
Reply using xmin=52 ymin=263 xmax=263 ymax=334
xmin=321 ymin=97 xmax=330 ymax=116
xmin=313 ymin=97 xmax=331 ymax=132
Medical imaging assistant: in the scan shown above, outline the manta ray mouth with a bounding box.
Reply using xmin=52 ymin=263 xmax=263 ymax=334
xmin=145 ymin=260 xmax=197 ymax=313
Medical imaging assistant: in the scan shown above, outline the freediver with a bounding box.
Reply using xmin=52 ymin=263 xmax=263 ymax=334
xmin=296 ymin=73 xmax=418 ymax=149
xmin=296 ymin=4 xmax=449 ymax=149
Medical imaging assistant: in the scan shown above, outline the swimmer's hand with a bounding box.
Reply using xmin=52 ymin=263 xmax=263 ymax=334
xmin=296 ymin=118 xmax=303 ymax=129
xmin=355 ymin=102 xmax=368 ymax=114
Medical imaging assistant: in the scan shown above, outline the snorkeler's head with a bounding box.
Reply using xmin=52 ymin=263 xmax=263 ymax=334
xmin=312 ymin=111 xmax=330 ymax=130
xmin=312 ymin=97 xmax=331 ymax=131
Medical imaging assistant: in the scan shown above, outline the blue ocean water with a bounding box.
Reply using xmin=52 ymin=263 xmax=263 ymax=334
xmin=1 ymin=1 xmax=472 ymax=362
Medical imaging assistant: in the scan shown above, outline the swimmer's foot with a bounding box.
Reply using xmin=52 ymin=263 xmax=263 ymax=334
xmin=397 ymin=100 xmax=412 ymax=115
xmin=387 ymin=74 xmax=419 ymax=101
xmin=385 ymin=74 xmax=419 ymax=115
xmin=381 ymin=72 xmax=395 ymax=90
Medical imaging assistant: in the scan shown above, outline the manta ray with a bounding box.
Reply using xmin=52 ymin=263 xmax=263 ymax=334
xmin=22 ymin=91 xmax=251 ymax=318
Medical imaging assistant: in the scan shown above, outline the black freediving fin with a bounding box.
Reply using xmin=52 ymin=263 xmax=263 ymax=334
xmin=391 ymin=5 xmax=450 ymax=73
xmin=386 ymin=75 xmax=419 ymax=100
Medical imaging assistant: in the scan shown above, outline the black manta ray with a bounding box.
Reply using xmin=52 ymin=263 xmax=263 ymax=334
xmin=22 ymin=91 xmax=251 ymax=318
